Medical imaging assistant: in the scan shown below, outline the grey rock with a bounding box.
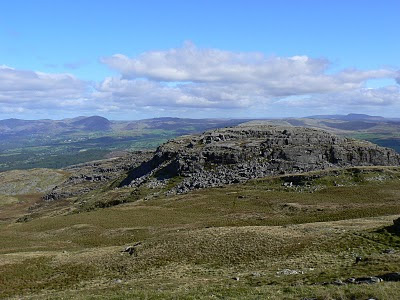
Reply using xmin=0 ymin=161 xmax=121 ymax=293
xmin=378 ymin=272 xmax=400 ymax=281
xmin=276 ymin=269 xmax=303 ymax=275
xmin=346 ymin=277 xmax=356 ymax=283
xmin=382 ymin=249 xmax=395 ymax=254
xmin=121 ymin=242 xmax=142 ymax=256
xmin=354 ymin=276 xmax=382 ymax=284
xmin=120 ymin=125 xmax=400 ymax=194
xmin=332 ymin=279 xmax=345 ymax=285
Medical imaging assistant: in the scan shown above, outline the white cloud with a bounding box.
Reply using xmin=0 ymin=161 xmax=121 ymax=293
xmin=94 ymin=77 xmax=224 ymax=109
xmin=0 ymin=106 xmax=25 ymax=113
xmin=101 ymin=42 xmax=397 ymax=93
xmin=97 ymin=43 xmax=399 ymax=112
xmin=0 ymin=66 xmax=86 ymax=100
xmin=281 ymin=86 xmax=400 ymax=108
xmin=100 ymin=42 xmax=333 ymax=86
xmin=1 ymin=43 xmax=399 ymax=118
xmin=0 ymin=66 xmax=91 ymax=112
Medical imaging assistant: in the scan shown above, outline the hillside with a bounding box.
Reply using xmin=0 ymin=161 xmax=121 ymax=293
xmin=70 ymin=116 xmax=112 ymax=131
xmin=0 ymin=169 xmax=69 ymax=223
xmin=1 ymin=165 xmax=400 ymax=299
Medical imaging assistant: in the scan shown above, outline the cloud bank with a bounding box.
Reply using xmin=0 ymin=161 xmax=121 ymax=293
xmin=0 ymin=65 xmax=91 ymax=114
xmin=0 ymin=43 xmax=399 ymax=118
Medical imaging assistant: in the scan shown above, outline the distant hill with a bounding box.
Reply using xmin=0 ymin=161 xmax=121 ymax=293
xmin=2 ymin=114 xmax=395 ymax=137
xmin=242 ymin=113 xmax=399 ymax=133
xmin=0 ymin=118 xmax=33 ymax=128
xmin=320 ymin=120 xmax=378 ymax=131
xmin=307 ymin=113 xmax=386 ymax=121
xmin=71 ymin=116 xmax=111 ymax=131
xmin=122 ymin=117 xmax=249 ymax=133
xmin=0 ymin=116 xmax=250 ymax=137
xmin=0 ymin=116 xmax=113 ymax=137
xmin=0 ymin=118 xmax=70 ymax=135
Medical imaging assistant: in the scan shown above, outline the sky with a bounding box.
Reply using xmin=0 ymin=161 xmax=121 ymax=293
xmin=0 ymin=0 xmax=399 ymax=120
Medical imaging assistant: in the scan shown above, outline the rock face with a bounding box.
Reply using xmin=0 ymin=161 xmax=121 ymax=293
xmin=120 ymin=125 xmax=400 ymax=193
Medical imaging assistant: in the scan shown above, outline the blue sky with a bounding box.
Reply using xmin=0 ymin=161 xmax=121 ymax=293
xmin=0 ymin=0 xmax=399 ymax=120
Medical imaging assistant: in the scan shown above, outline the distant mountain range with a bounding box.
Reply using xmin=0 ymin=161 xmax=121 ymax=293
xmin=0 ymin=113 xmax=399 ymax=172
xmin=0 ymin=116 xmax=111 ymax=136
xmin=306 ymin=113 xmax=390 ymax=121
xmin=1 ymin=113 xmax=399 ymax=139
xmin=241 ymin=113 xmax=400 ymax=132
xmin=0 ymin=116 xmax=250 ymax=137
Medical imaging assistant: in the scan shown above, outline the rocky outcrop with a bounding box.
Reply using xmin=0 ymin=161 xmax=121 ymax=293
xmin=43 ymin=151 xmax=153 ymax=201
xmin=120 ymin=125 xmax=400 ymax=193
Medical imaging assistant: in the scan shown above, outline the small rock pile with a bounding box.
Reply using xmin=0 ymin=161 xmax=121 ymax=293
xmin=333 ymin=272 xmax=400 ymax=285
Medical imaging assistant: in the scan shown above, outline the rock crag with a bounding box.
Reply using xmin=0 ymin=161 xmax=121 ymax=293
xmin=120 ymin=125 xmax=400 ymax=193
xmin=43 ymin=151 xmax=153 ymax=201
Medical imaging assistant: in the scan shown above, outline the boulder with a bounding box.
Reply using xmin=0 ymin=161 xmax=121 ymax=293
xmin=378 ymin=272 xmax=400 ymax=281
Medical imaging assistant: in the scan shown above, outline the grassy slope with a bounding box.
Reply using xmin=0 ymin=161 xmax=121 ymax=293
xmin=0 ymin=169 xmax=69 ymax=223
xmin=1 ymin=167 xmax=400 ymax=299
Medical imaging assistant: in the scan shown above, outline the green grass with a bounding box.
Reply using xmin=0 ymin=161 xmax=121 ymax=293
xmin=0 ymin=194 xmax=19 ymax=206
xmin=2 ymin=167 xmax=400 ymax=299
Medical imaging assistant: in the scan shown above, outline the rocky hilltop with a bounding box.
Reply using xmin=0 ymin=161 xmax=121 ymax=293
xmin=120 ymin=125 xmax=400 ymax=193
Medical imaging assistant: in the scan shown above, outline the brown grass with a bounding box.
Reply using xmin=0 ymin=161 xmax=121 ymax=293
xmin=1 ymin=167 xmax=400 ymax=299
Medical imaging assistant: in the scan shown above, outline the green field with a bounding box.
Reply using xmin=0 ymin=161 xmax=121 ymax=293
xmin=0 ymin=130 xmax=177 ymax=171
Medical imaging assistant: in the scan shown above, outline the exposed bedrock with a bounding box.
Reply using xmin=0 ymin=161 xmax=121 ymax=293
xmin=120 ymin=126 xmax=400 ymax=193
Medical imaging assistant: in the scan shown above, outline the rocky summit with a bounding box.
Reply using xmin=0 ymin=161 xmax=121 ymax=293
xmin=120 ymin=125 xmax=400 ymax=193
